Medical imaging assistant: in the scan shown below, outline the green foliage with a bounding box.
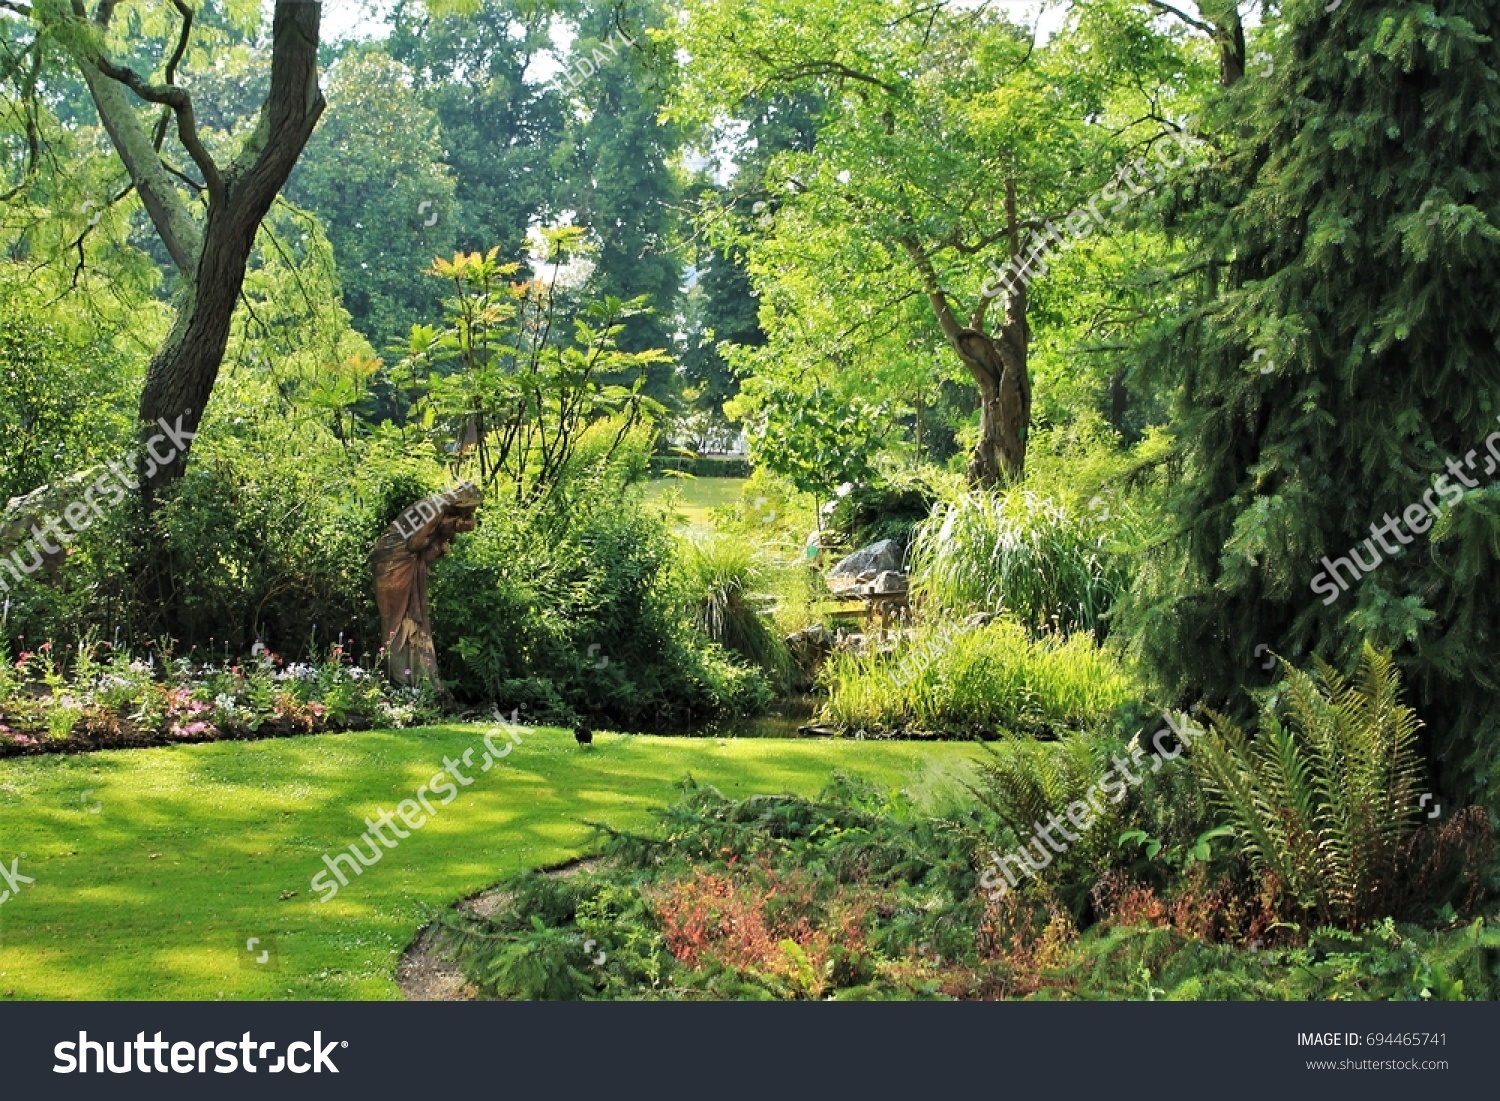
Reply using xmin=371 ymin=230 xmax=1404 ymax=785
xmin=555 ymin=0 xmax=684 ymax=381
xmin=909 ymin=489 xmax=1137 ymax=638
xmin=823 ymin=471 xmax=943 ymax=551
xmin=433 ymin=773 xmax=995 ymax=1000
xmin=431 ymin=767 xmax=1499 ymax=1002
xmin=1048 ymin=917 xmax=1500 ymax=1002
xmin=432 ymin=454 xmax=773 ymax=727
xmin=967 ymin=732 xmax=1131 ymax=910
xmin=679 ymin=537 xmax=793 ymax=686
xmin=384 ymin=0 xmax=565 ymax=259
xmin=392 ymin=243 xmax=669 ymax=505
xmin=819 ymin=619 xmax=1136 ymax=738
xmin=737 ymin=384 xmax=888 ymax=499
xmin=287 ymin=49 xmax=459 ymax=350
xmin=712 ymin=470 xmax=820 ymax=557
xmin=1189 ymin=645 xmax=1467 ymax=928
xmin=0 ymin=308 xmax=137 ymax=503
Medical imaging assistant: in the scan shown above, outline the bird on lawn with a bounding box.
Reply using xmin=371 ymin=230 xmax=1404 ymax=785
xmin=574 ymin=724 xmax=593 ymax=747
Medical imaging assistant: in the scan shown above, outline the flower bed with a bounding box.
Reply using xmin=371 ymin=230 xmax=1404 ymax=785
xmin=0 ymin=642 xmax=442 ymax=756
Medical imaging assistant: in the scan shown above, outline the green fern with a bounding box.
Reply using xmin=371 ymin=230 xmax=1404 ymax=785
xmin=1188 ymin=644 xmax=1425 ymax=927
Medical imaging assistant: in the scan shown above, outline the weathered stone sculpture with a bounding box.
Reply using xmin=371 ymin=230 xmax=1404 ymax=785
xmin=372 ymin=482 xmax=482 ymax=692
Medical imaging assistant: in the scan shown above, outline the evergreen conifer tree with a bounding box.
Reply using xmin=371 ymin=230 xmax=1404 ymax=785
xmin=1123 ymin=0 xmax=1500 ymax=804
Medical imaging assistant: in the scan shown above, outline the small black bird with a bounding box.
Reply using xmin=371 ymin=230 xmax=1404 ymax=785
xmin=574 ymin=724 xmax=593 ymax=746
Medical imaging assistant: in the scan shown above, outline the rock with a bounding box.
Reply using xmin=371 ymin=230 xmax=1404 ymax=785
xmin=829 ymin=538 xmax=903 ymax=579
xmin=786 ymin=623 xmax=834 ymax=654
xmin=871 ymin=570 xmax=908 ymax=594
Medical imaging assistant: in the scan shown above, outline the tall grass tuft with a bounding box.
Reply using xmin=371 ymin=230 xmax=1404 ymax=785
xmin=908 ymin=490 xmax=1134 ymax=637
xmin=680 ymin=537 xmax=793 ymax=685
xmin=819 ymin=619 xmax=1135 ymax=738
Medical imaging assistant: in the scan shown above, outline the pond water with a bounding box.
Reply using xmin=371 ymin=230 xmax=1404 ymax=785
xmin=643 ymin=695 xmax=823 ymax=739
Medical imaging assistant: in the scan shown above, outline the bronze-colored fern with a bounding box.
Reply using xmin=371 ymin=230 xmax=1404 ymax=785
xmin=1188 ymin=643 xmax=1425 ymax=928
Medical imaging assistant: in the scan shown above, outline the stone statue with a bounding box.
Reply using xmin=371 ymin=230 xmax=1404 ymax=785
xmin=372 ymin=481 xmax=482 ymax=692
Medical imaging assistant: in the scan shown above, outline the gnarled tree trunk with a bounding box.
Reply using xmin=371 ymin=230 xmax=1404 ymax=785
xmin=955 ymin=323 xmax=1030 ymax=485
xmin=901 ymin=225 xmax=1032 ymax=488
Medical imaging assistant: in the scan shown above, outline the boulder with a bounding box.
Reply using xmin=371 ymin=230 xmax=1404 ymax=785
xmin=829 ymin=538 xmax=903 ymax=579
xmin=870 ymin=569 xmax=908 ymax=594
xmin=786 ymin=624 xmax=835 ymax=664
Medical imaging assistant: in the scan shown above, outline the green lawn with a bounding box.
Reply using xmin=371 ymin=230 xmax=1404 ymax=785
xmin=642 ymin=475 xmax=748 ymax=535
xmin=0 ymin=726 xmax=979 ymax=1000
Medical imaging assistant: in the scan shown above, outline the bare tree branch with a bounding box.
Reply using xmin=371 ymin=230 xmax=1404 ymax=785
xmin=91 ymin=55 xmax=222 ymax=200
xmin=1142 ymin=0 xmax=1216 ymax=37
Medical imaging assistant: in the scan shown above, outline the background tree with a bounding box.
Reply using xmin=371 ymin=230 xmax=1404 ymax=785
xmin=556 ymin=0 xmax=682 ymax=402
xmin=672 ymin=0 xmax=1198 ymax=485
xmin=288 ymin=48 xmax=458 ymax=352
xmin=385 ymin=0 xmax=565 ymax=255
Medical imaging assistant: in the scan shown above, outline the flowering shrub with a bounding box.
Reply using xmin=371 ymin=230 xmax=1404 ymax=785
xmin=0 ymin=641 xmax=443 ymax=754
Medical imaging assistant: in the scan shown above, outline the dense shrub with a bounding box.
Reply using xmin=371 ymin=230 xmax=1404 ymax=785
xmin=428 ymin=772 xmax=1500 ymax=1001
xmin=823 ymin=471 xmax=943 ymax=551
xmin=432 ymin=774 xmax=997 ymax=1000
xmin=433 ymin=464 xmax=772 ymax=728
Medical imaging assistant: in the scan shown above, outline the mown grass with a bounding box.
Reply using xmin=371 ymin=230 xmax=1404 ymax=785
xmin=0 ymin=725 xmax=979 ymax=1000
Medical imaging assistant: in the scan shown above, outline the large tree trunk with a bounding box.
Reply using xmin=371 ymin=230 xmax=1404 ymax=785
xmin=900 ymin=191 xmax=1033 ymax=490
xmin=955 ymin=323 xmax=1030 ymax=486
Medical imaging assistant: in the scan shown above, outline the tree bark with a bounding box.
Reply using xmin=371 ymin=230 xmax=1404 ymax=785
xmin=956 ymin=323 xmax=1030 ymax=485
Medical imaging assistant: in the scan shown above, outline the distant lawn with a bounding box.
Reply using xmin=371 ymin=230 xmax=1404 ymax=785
xmin=0 ymin=727 xmax=980 ymax=1000
xmin=643 ymin=475 xmax=747 ymax=535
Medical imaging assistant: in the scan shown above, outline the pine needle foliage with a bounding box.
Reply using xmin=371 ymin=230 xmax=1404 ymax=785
xmin=1118 ymin=0 xmax=1500 ymax=807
